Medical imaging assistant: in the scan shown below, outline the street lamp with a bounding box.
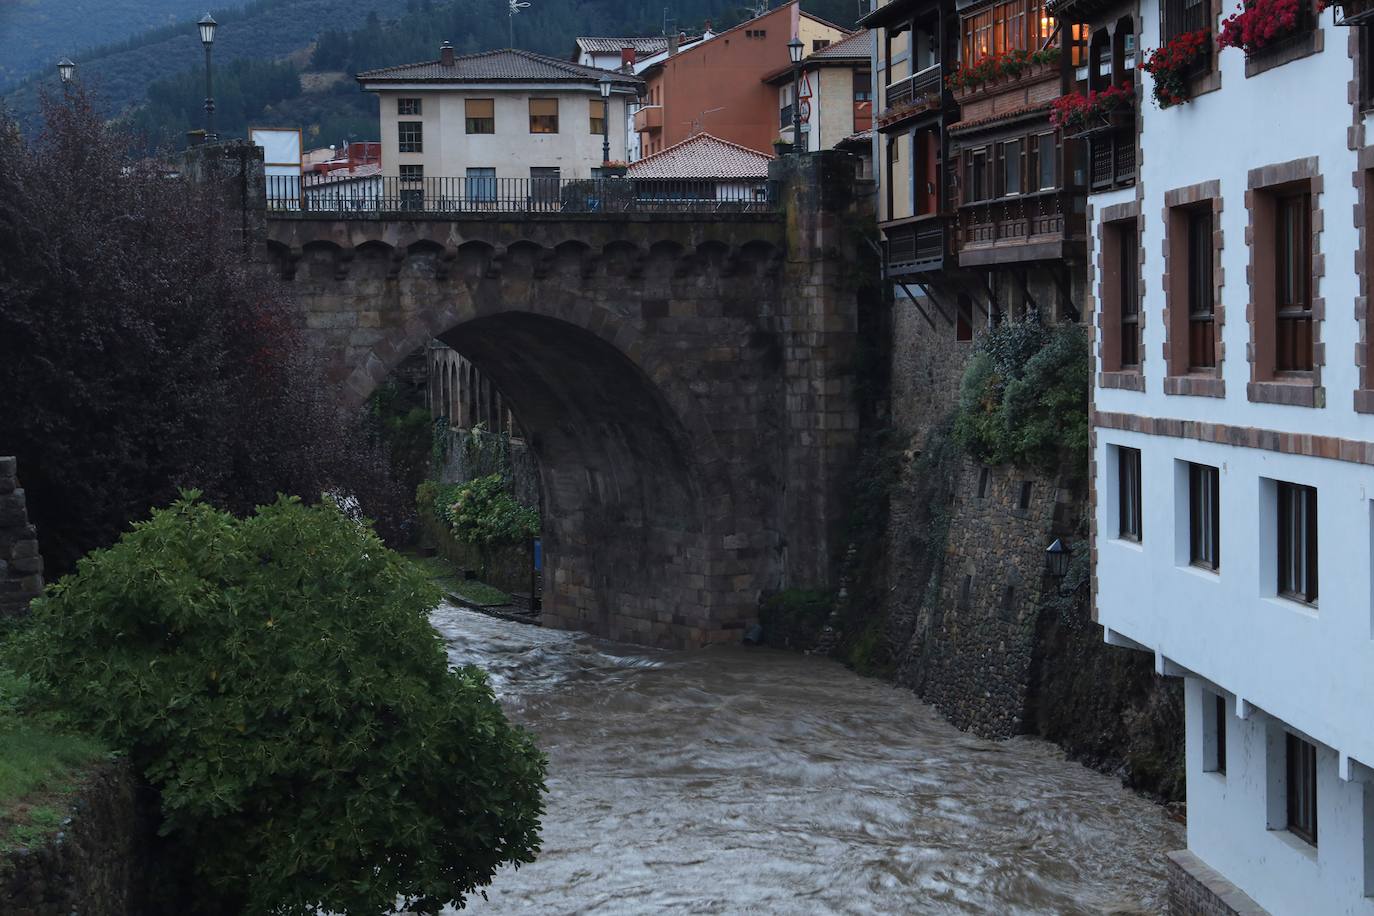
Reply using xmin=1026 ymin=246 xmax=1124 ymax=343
xmin=788 ymin=37 xmax=804 ymax=153
xmin=198 ymin=13 xmax=218 ymax=142
xmin=1044 ymin=538 xmax=1086 ymax=597
xmin=598 ymin=76 xmax=613 ymax=167
xmin=57 ymin=58 xmax=76 ymax=85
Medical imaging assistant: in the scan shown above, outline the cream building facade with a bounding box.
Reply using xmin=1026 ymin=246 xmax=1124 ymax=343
xmin=359 ymin=44 xmax=641 ymax=189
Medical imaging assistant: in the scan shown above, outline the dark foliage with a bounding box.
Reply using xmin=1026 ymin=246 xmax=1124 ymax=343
xmin=13 ymin=494 xmax=547 ymax=913
xmin=0 ymin=94 xmax=408 ymax=576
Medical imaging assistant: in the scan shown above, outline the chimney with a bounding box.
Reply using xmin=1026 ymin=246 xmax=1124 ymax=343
xmin=439 ymin=40 xmax=455 ymax=66
xmin=704 ymin=18 xmax=713 ymax=33
xmin=668 ymin=32 xmax=679 ymax=56
xmin=621 ymin=45 xmax=637 ymax=69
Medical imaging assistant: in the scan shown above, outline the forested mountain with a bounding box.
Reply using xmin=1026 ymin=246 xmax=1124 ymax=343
xmin=0 ymin=0 xmax=253 ymax=91
xmin=5 ymin=0 xmax=862 ymax=152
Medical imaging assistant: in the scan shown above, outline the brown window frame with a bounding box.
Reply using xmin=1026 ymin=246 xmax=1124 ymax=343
xmin=1187 ymin=207 xmax=1217 ymax=369
xmin=1286 ymin=732 xmax=1318 ymax=846
xmin=1277 ymin=481 xmax=1317 ymax=604
xmin=529 ymin=98 xmax=560 ymax=134
xmin=961 ymin=0 xmax=1055 ymax=66
xmin=1118 ymin=446 xmax=1142 ymax=541
xmin=1275 ymin=191 xmax=1314 ymax=373
xmin=465 ymin=98 xmax=495 ymax=134
xmin=589 ymin=97 xmax=606 ymax=135
xmin=1188 ymin=462 xmax=1220 ymax=570
xmin=1100 ymin=217 xmax=1140 ymax=373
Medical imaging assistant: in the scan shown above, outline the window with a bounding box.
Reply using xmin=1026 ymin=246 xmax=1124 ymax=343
xmin=1033 ymin=133 xmax=1057 ymax=191
xmin=400 ymin=187 xmax=423 ymax=211
xmin=962 ymin=0 xmax=1055 ymax=65
xmin=812 ymin=39 xmax=831 ymax=51
xmin=957 ymin=294 xmax=974 ymax=342
xmin=780 ymin=83 xmax=796 ymax=129
xmin=397 ymin=97 xmax=421 ymax=115
xmin=465 ymin=167 xmax=496 ymax=202
xmin=398 ymin=121 xmax=423 ymax=153
xmin=590 ymin=98 xmax=606 ymax=135
xmin=1203 ymin=691 xmax=1226 ymax=773
xmin=1277 ymin=482 xmax=1317 ymax=604
xmin=1017 ymin=481 xmax=1033 ymax=510
xmin=1119 ymin=223 xmax=1140 ymax=368
xmin=958 ymin=575 xmax=973 ymax=609
xmin=1187 ymin=207 xmax=1216 ymax=369
xmin=977 ymin=466 xmax=990 ymax=497
xmin=1275 ymin=192 xmax=1313 ymax=372
xmin=465 ymin=98 xmax=495 ymax=134
xmin=1188 ymin=463 xmax=1219 ymax=570
xmin=1362 ymin=25 xmax=1374 ymax=111
xmin=1118 ymin=447 xmax=1142 ymax=541
xmin=967 ymin=147 xmax=991 ymax=202
xmin=530 ymin=167 xmax=560 ymax=208
xmin=529 ymin=98 xmax=559 ymax=134
xmin=399 ymin=164 xmax=423 ymax=180
xmin=853 ymin=71 xmax=873 ymax=131
xmin=1000 ymin=139 xmax=1022 ymax=196
xmin=1287 ymin=733 xmax=1318 ymax=846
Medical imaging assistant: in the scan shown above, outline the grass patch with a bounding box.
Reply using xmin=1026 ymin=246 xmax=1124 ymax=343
xmin=406 ymin=553 xmax=511 ymax=607
xmin=0 ymin=726 xmax=107 ymax=852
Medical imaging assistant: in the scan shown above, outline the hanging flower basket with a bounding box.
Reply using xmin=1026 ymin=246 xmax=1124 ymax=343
xmin=1050 ymin=83 xmax=1136 ymax=137
xmin=1218 ymin=0 xmax=1306 ymax=55
xmin=1141 ymin=30 xmax=1211 ymax=108
xmin=946 ymin=47 xmax=1062 ymax=96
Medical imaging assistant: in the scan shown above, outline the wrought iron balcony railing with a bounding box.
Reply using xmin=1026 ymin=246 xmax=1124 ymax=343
xmin=271 ymin=175 xmax=784 ymax=216
xmin=884 ymin=65 xmax=943 ymax=110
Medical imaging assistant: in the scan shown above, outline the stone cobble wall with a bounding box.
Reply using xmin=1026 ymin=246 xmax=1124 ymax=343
xmin=0 ymin=759 xmax=152 ymax=916
xmin=439 ymin=428 xmax=541 ymax=512
xmin=0 ymin=457 xmax=44 ymax=618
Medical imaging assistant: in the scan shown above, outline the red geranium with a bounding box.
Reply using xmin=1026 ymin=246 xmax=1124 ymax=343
xmin=1141 ymin=29 xmax=1210 ymax=108
xmin=1218 ymin=0 xmax=1303 ymax=54
xmin=1050 ymin=82 xmax=1135 ymax=132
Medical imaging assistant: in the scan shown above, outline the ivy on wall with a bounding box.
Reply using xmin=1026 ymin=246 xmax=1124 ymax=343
xmin=954 ymin=320 xmax=1090 ymax=472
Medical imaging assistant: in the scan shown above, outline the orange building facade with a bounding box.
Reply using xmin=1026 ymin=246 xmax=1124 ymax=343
xmin=635 ymin=1 xmax=851 ymax=157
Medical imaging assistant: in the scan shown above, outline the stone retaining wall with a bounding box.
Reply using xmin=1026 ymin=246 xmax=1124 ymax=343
xmin=0 ymin=457 xmax=44 ymax=618
xmin=1166 ymin=849 xmax=1269 ymax=916
xmin=0 ymin=759 xmax=151 ymax=915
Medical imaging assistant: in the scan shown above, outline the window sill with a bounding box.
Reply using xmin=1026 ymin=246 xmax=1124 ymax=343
xmin=1268 ymin=826 xmax=1319 ymax=860
xmin=1247 ymin=380 xmax=1324 ymax=408
xmin=1263 ymin=594 xmax=1319 ymax=619
xmin=1180 ymin=562 xmax=1221 ymax=581
xmin=1244 ymin=28 xmax=1322 ymax=78
xmin=1110 ymin=536 xmax=1144 ymax=552
xmin=1100 ymin=370 xmax=1146 ymax=391
xmin=1165 ymin=374 xmax=1226 ymax=398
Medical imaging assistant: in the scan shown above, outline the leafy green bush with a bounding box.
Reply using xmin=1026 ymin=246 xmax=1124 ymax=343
xmin=953 ymin=320 xmax=1089 ymax=470
xmin=429 ymin=474 xmax=540 ymax=549
xmin=758 ymin=589 xmax=835 ymax=649
xmin=13 ymin=493 xmax=546 ymax=915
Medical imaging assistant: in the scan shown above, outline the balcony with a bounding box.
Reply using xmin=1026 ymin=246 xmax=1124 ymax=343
xmin=885 ymin=65 xmax=942 ymax=109
xmin=634 ymin=105 xmax=663 ymax=133
xmin=956 ymin=190 xmax=1084 ymax=266
xmin=883 ymin=215 xmax=948 ymax=275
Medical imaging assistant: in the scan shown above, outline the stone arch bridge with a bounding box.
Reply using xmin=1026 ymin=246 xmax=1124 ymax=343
xmin=220 ymin=151 xmax=868 ymax=648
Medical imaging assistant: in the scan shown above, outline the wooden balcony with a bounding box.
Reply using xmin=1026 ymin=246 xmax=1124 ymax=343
xmin=634 ymin=105 xmax=663 ymax=133
xmin=1088 ymin=124 xmax=1136 ymax=191
xmin=956 ymin=190 xmax=1084 ymax=266
xmin=882 ymin=215 xmax=949 ymax=275
xmin=885 ymin=65 xmax=943 ymax=109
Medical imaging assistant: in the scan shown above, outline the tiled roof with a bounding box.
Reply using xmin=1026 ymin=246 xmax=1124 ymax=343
xmin=807 ymin=29 xmax=873 ymax=61
xmin=949 ymin=101 xmax=1052 ymax=134
xmin=358 ymin=48 xmax=642 ymax=86
xmin=303 ymin=163 xmax=382 ymax=186
xmin=626 ymin=133 xmax=774 ymax=180
xmin=575 ymin=36 xmax=675 ymax=55
xmin=837 ymin=129 xmax=872 ymax=148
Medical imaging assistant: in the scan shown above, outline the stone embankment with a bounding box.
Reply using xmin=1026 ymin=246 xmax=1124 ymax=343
xmin=0 ymin=457 xmax=44 ymax=618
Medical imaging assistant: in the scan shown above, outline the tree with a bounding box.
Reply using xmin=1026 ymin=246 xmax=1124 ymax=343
xmin=0 ymin=93 xmax=407 ymax=575
xmin=12 ymin=494 xmax=547 ymax=914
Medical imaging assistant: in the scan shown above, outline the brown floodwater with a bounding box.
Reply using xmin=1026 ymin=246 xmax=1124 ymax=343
xmin=431 ymin=601 xmax=1182 ymax=915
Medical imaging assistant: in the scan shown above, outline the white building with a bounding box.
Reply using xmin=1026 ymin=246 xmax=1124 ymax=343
xmin=623 ymin=132 xmax=774 ymax=206
xmin=1086 ymin=1 xmax=1374 ymax=912
xmin=764 ymin=29 xmax=873 ymax=157
xmin=302 ymin=163 xmax=383 ymax=212
xmin=357 ymin=43 xmax=642 ymax=196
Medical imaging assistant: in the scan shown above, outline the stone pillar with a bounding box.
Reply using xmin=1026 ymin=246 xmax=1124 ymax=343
xmin=180 ymin=140 xmax=268 ymax=256
xmin=769 ymin=151 xmax=865 ymax=588
xmin=0 ymin=457 xmax=45 ymax=617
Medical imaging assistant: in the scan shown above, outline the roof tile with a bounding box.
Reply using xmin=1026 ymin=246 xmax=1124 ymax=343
xmin=626 ymin=134 xmax=774 ymax=180
xmin=358 ymin=47 xmax=642 ymax=86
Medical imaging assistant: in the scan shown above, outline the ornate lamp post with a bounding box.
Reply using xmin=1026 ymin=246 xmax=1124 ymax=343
xmin=1044 ymin=538 xmax=1087 ymax=598
xmin=788 ymin=37 xmax=804 ymax=153
xmin=198 ymin=13 xmax=218 ymax=141
xmin=599 ymin=76 xmax=613 ymax=167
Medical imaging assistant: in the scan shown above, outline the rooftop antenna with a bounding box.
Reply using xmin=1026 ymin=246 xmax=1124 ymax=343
xmin=509 ymin=0 xmax=531 ymax=48
xmin=662 ymin=7 xmax=676 ymax=37
xmin=688 ymin=106 xmax=725 ymax=136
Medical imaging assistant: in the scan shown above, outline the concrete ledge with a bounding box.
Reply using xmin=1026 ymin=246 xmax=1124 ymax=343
xmin=1167 ymin=849 xmax=1269 ymax=916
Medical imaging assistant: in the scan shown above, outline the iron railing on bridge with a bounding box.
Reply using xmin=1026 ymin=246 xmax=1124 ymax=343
xmin=273 ymin=175 xmax=783 ymax=216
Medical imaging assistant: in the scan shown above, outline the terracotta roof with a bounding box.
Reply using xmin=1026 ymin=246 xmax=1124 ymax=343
xmin=837 ymin=129 xmax=873 ymax=149
xmin=303 ymin=163 xmax=383 ymax=186
xmin=358 ymin=48 xmax=642 ymax=87
xmin=575 ymin=36 xmax=677 ymax=55
xmin=626 ymin=133 xmax=774 ymax=180
xmin=807 ymin=30 xmax=873 ymax=61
